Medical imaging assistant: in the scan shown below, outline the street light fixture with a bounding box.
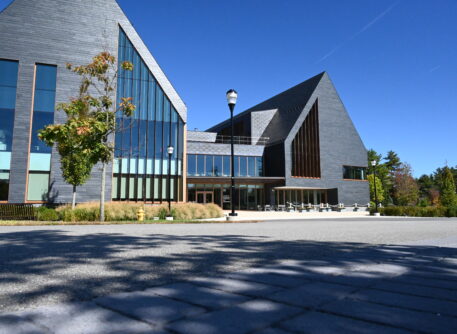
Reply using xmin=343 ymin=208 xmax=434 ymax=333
xmin=371 ymin=160 xmax=379 ymax=214
xmin=226 ymin=89 xmax=238 ymax=217
xmin=167 ymin=145 xmax=174 ymax=214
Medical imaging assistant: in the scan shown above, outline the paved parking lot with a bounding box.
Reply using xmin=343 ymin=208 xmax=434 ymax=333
xmin=0 ymin=217 xmax=456 ymax=333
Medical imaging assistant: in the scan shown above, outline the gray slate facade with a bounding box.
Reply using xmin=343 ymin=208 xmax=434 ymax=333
xmin=206 ymin=72 xmax=369 ymax=205
xmin=0 ymin=0 xmax=187 ymax=203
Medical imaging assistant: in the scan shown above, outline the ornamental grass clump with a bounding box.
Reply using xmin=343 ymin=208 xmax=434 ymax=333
xmin=55 ymin=202 xmax=223 ymax=222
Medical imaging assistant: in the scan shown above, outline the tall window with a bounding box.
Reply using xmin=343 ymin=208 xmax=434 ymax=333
xmin=0 ymin=59 xmax=19 ymax=201
xmin=27 ymin=64 xmax=57 ymax=201
xmin=113 ymin=28 xmax=185 ymax=202
xmin=291 ymin=100 xmax=321 ymax=178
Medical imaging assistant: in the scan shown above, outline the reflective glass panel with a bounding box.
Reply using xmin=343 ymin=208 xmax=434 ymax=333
xmin=205 ymin=155 xmax=214 ymax=176
xmin=223 ymin=156 xmax=231 ymax=176
xmin=248 ymin=157 xmax=255 ymax=177
xmin=27 ymin=173 xmax=49 ymax=201
xmin=188 ymin=154 xmax=196 ymax=176
xmin=239 ymin=156 xmax=247 ymax=177
xmin=197 ymin=155 xmax=205 ymax=176
xmin=214 ymin=155 xmax=223 ymax=177
xmin=0 ymin=60 xmax=18 ymax=164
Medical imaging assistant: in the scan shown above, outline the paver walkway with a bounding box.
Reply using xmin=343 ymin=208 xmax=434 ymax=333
xmin=1 ymin=243 xmax=456 ymax=334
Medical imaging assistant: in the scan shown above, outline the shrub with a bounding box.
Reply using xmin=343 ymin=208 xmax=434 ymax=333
xmin=158 ymin=207 xmax=168 ymax=220
xmin=446 ymin=206 xmax=457 ymax=218
xmin=377 ymin=206 xmax=449 ymax=217
xmin=55 ymin=202 xmax=224 ymax=222
xmin=381 ymin=206 xmax=404 ymax=216
xmin=35 ymin=207 xmax=59 ymax=221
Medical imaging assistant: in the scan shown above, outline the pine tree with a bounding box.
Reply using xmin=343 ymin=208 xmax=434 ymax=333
xmin=440 ymin=167 xmax=457 ymax=207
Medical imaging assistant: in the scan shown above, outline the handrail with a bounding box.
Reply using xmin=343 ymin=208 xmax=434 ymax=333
xmin=215 ymin=135 xmax=269 ymax=145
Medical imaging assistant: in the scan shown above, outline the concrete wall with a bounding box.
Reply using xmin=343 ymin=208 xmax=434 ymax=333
xmin=0 ymin=0 xmax=186 ymax=203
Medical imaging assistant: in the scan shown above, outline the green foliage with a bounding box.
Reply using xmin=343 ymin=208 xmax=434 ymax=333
xmin=367 ymin=174 xmax=385 ymax=204
xmin=374 ymin=206 xmax=449 ymax=217
xmin=439 ymin=167 xmax=457 ymax=207
xmin=418 ymin=198 xmax=430 ymax=207
xmin=39 ymin=52 xmax=135 ymax=215
xmin=392 ymin=163 xmax=419 ymax=206
xmin=446 ymin=206 xmax=457 ymax=218
xmin=35 ymin=207 xmax=59 ymax=221
xmin=158 ymin=207 xmax=168 ymax=220
xmin=367 ymin=149 xmax=391 ymax=205
xmin=384 ymin=151 xmax=401 ymax=172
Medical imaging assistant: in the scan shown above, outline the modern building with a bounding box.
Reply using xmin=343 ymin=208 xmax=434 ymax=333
xmin=0 ymin=0 xmax=369 ymax=208
xmin=187 ymin=72 xmax=369 ymax=209
xmin=0 ymin=0 xmax=187 ymax=204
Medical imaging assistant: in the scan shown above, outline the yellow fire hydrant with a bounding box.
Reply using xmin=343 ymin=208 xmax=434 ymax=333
xmin=137 ymin=207 xmax=145 ymax=222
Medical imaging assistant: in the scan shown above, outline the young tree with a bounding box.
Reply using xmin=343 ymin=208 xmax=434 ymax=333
xmin=393 ymin=163 xmax=419 ymax=206
xmin=439 ymin=166 xmax=457 ymax=207
xmin=39 ymin=105 xmax=99 ymax=208
xmin=40 ymin=52 xmax=135 ymax=218
xmin=368 ymin=174 xmax=385 ymax=205
xmin=367 ymin=149 xmax=389 ymax=205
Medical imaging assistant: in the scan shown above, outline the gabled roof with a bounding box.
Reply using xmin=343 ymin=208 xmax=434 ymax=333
xmin=207 ymin=72 xmax=325 ymax=144
xmin=0 ymin=0 xmax=187 ymax=121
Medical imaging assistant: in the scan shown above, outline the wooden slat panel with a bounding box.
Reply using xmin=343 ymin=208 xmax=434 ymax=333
xmin=291 ymin=100 xmax=321 ymax=178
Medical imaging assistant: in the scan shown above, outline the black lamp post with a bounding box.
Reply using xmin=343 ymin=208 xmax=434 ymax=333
xmin=226 ymin=89 xmax=238 ymax=217
xmin=371 ymin=160 xmax=379 ymax=214
xmin=167 ymin=145 xmax=174 ymax=213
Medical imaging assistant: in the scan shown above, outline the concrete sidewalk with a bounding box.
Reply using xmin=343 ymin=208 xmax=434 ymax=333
xmin=219 ymin=210 xmax=370 ymax=221
xmin=2 ymin=243 xmax=456 ymax=334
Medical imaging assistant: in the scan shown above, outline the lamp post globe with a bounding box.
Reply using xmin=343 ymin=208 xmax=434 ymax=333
xmin=227 ymin=89 xmax=238 ymax=217
xmin=167 ymin=146 xmax=174 ymax=156
xmin=226 ymin=89 xmax=238 ymax=106
xmin=167 ymin=145 xmax=174 ymax=215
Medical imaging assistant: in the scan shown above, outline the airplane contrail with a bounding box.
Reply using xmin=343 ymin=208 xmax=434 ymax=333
xmin=316 ymin=2 xmax=399 ymax=64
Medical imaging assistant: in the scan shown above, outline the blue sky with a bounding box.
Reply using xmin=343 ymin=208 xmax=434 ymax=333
xmin=1 ymin=0 xmax=456 ymax=176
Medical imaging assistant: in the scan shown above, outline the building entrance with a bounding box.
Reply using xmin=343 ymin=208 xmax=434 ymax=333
xmin=196 ymin=191 xmax=213 ymax=204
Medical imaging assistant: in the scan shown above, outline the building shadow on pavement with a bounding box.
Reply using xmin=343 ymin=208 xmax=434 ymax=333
xmin=0 ymin=229 xmax=457 ymax=333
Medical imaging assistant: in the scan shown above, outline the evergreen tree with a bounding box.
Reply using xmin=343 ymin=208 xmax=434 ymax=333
xmin=439 ymin=166 xmax=457 ymax=207
xmin=384 ymin=151 xmax=402 ymax=204
xmin=384 ymin=151 xmax=401 ymax=172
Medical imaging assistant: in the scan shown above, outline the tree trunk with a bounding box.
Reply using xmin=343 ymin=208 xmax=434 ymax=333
xmin=100 ymin=163 xmax=106 ymax=222
xmin=72 ymin=185 xmax=77 ymax=209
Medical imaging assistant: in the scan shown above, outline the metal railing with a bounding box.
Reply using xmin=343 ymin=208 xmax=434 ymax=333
xmin=215 ymin=135 xmax=269 ymax=145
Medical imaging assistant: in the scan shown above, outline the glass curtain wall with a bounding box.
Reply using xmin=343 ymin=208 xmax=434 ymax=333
xmin=275 ymin=189 xmax=327 ymax=206
xmin=0 ymin=60 xmax=19 ymax=201
xmin=187 ymin=154 xmax=263 ymax=177
xmin=188 ymin=183 xmax=264 ymax=210
xmin=113 ymin=28 xmax=184 ymax=202
xmin=27 ymin=64 xmax=57 ymax=201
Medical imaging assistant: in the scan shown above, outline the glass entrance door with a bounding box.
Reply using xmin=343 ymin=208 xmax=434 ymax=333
xmin=196 ymin=191 xmax=213 ymax=204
